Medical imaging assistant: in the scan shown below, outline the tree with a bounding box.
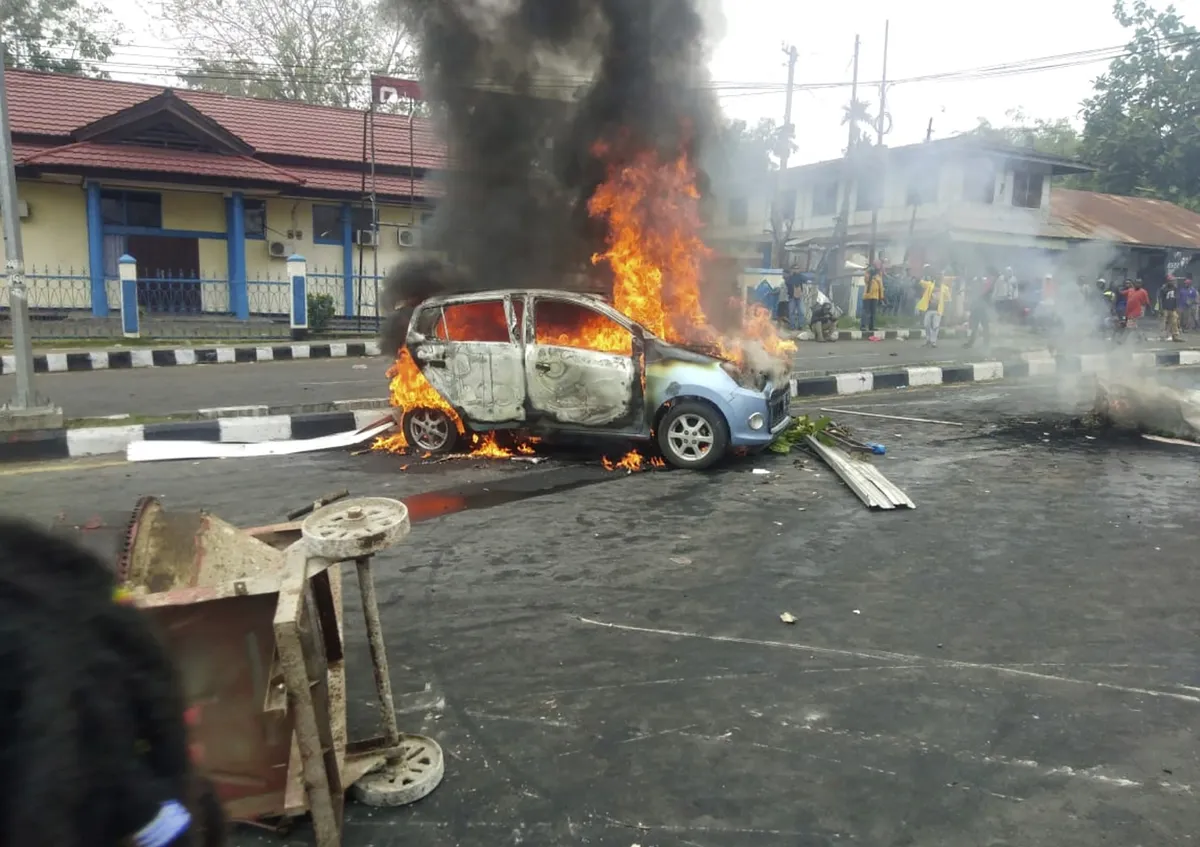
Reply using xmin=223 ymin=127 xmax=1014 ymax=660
xmin=1 ymin=0 xmax=119 ymax=76
xmin=711 ymin=117 xmax=799 ymax=266
xmin=159 ymin=0 xmax=416 ymax=107
xmin=714 ymin=117 xmax=795 ymax=177
xmin=1078 ymin=0 xmax=1200 ymax=209
xmin=841 ymin=97 xmax=876 ymax=150
xmin=971 ymin=109 xmax=1083 ymax=160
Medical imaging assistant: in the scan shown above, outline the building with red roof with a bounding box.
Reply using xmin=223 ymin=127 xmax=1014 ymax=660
xmin=1 ymin=69 xmax=445 ymax=318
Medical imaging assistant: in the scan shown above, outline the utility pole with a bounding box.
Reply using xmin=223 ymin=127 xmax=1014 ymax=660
xmin=0 ymin=43 xmax=59 ymax=429
xmin=829 ymin=35 xmax=860 ymax=294
xmin=866 ymin=20 xmax=889 ymax=265
xmin=771 ymin=44 xmax=799 ymax=268
xmin=903 ymin=117 xmax=935 ymax=267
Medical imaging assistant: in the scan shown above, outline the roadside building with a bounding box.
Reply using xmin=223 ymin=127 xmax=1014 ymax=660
xmin=0 ymin=69 xmax=443 ymax=323
xmin=713 ymin=135 xmax=1200 ymax=309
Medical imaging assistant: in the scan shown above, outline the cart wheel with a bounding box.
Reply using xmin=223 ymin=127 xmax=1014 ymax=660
xmin=301 ymin=497 xmax=410 ymax=559
xmin=352 ymin=735 xmax=445 ymax=807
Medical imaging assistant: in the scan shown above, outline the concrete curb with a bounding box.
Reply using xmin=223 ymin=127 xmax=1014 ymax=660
xmin=0 ymin=340 xmax=381 ymax=375
xmin=789 ymin=349 xmax=1200 ymax=397
xmin=0 ymin=407 xmax=393 ymax=464
xmin=793 ymin=327 xmax=963 ymax=342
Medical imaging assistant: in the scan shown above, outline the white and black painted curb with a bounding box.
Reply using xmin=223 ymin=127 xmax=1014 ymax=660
xmin=792 ymin=327 xmax=964 ymax=342
xmin=789 ymin=349 xmax=1200 ymax=397
xmin=0 ymin=340 xmax=381 ymax=375
xmin=0 ymin=406 xmax=392 ymax=464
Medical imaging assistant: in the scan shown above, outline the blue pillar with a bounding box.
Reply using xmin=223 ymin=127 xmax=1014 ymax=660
xmin=85 ymin=182 xmax=107 ymax=316
xmin=227 ymin=192 xmax=249 ymax=319
xmin=341 ymin=201 xmax=355 ymax=317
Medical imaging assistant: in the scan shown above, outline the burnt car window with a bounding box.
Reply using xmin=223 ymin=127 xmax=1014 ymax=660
xmin=414 ymin=306 xmax=447 ymax=340
xmin=533 ymin=298 xmax=632 ymax=356
xmin=442 ymin=300 xmax=511 ymax=343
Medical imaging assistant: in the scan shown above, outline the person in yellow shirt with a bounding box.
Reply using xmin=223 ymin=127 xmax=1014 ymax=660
xmin=917 ymin=267 xmax=952 ymax=347
xmin=861 ymin=258 xmax=884 ymax=333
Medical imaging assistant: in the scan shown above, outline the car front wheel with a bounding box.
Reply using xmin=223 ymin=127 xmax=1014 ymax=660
xmin=402 ymin=407 xmax=458 ymax=454
xmin=657 ymin=401 xmax=729 ymax=470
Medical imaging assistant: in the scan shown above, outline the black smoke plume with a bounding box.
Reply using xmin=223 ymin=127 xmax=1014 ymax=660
xmin=380 ymin=0 xmax=722 ymax=354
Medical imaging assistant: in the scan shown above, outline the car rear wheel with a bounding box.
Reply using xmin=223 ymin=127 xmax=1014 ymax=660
xmin=402 ymin=407 xmax=458 ymax=454
xmin=657 ymin=401 xmax=729 ymax=470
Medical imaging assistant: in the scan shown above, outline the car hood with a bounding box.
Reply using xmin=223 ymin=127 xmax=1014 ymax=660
xmin=644 ymin=336 xmax=790 ymax=392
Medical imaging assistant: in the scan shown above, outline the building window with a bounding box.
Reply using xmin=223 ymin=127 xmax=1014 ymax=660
xmin=728 ymin=196 xmax=748 ymax=226
xmin=313 ymin=204 xmax=343 ymax=244
xmin=906 ymin=169 xmax=939 ymax=206
xmin=101 ymin=190 xmax=162 ymax=229
xmin=1011 ymin=170 xmax=1044 ymax=209
xmin=964 ymin=163 xmax=996 ymax=204
xmin=812 ymin=180 xmax=838 ymax=216
xmin=856 ymin=179 xmax=880 ymax=212
xmin=244 ymin=199 xmax=266 ymax=239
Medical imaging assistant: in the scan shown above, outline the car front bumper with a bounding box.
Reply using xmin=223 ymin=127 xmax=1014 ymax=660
xmin=726 ymin=385 xmax=792 ymax=448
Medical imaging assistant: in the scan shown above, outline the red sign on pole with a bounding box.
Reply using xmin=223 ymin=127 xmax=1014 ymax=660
xmin=371 ymin=75 xmax=423 ymax=105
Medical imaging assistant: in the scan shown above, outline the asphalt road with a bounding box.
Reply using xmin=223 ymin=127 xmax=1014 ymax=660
xmin=5 ymin=377 xmax=1200 ymax=846
xmin=0 ymin=336 xmax=1061 ymax=419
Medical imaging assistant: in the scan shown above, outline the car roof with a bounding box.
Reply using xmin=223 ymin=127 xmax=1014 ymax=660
xmin=418 ymin=289 xmax=608 ymax=308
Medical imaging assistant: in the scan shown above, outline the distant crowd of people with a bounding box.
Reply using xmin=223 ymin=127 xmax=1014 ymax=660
xmin=782 ymin=261 xmax=1198 ymax=347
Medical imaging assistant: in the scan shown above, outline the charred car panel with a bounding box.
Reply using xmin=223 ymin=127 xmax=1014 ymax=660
xmin=525 ymin=345 xmax=635 ymax=427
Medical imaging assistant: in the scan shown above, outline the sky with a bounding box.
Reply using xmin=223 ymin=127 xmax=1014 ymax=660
xmin=101 ymin=0 xmax=1200 ymax=165
xmin=710 ymin=0 xmax=1200 ymax=162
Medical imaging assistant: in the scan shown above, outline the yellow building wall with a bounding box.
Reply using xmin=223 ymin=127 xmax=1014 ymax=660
xmin=0 ymin=180 xmax=91 ymax=309
xmin=240 ymin=198 xmax=425 ymax=318
xmin=0 ymin=182 xmax=430 ymax=315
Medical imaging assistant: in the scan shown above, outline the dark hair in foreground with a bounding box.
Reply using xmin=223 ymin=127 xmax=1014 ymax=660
xmin=0 ymin=517 xmax=226 ymax=847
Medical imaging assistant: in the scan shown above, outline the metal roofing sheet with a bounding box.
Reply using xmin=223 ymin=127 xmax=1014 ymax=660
xmin=1049 ymin=188 xmax=1200 ymax=249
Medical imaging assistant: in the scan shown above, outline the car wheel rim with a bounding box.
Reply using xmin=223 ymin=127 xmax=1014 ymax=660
xmin=667 ymin=414 xmax=715 ymax=461
xmin=410 ymin=409 xmax=450 ymax=451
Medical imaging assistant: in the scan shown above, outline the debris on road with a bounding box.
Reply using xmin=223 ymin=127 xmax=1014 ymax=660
xmin=819 ymin=408 xmax=964 ymax=427
xmin=780 ymin=612 xmax=796 ymax=624
xmin=804 ymin=435 xmax=915 ymax=511
xmin=126 ymin=419 xmax=395 ymax=462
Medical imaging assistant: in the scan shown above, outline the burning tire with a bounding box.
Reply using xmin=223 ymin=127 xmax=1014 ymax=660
xmin=402 ymin=407 xmax=458 ymax=454
xmin=657 ymin=401 xmax=729 ymax=470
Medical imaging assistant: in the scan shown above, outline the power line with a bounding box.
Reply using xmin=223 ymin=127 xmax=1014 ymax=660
xmin=72 ymin=28 xmax=1200 ymax=96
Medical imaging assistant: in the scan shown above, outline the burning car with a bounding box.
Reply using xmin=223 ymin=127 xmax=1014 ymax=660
xmin=390 ymin=289 xmax=792 ymax=469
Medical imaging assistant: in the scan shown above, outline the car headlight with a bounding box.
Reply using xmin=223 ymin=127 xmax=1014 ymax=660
xmin=748 ymin=412 xmax=765 ymax=430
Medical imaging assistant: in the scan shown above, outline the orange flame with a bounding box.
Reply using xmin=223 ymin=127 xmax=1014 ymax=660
xmin=375 ymin=348 xmax=465 ymax=453
xmin=588 ymin=146 xmax=794 ymax=364
xmin=602 ymin=450 xmax=665 ymax=472
xmin=470 ymin=432 xmax=512 ymax=458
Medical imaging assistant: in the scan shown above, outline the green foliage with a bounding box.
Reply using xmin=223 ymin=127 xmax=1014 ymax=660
xmin=768 ymin=415 xmax=832 ymax=455
xmin=713 ymin=117 xmax=795 ymax=179
xmin=307 ymin=292 xmax=336 ymax=333
xmin=164 ymin=0 xmax=415 ymax=107
xmin=1 ymin=0 xmax=118 ymax=76
xmin=1079 ymin=1 xmax=1200 ymax=210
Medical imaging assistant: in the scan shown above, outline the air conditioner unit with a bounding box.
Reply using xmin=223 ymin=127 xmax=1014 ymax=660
xmin=268 ymin=240 xmax=296 ymax=259
xmin=397 ymin=226 xmax=421 ymax=248
xmin=354 ymin=229 xmax=379 ymax=248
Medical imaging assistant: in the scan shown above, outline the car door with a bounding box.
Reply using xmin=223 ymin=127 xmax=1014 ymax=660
xmin=409 ymin=296 xmax=526 ymax=423
xmin=523 ymin=294 xmax=640 ymax=428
